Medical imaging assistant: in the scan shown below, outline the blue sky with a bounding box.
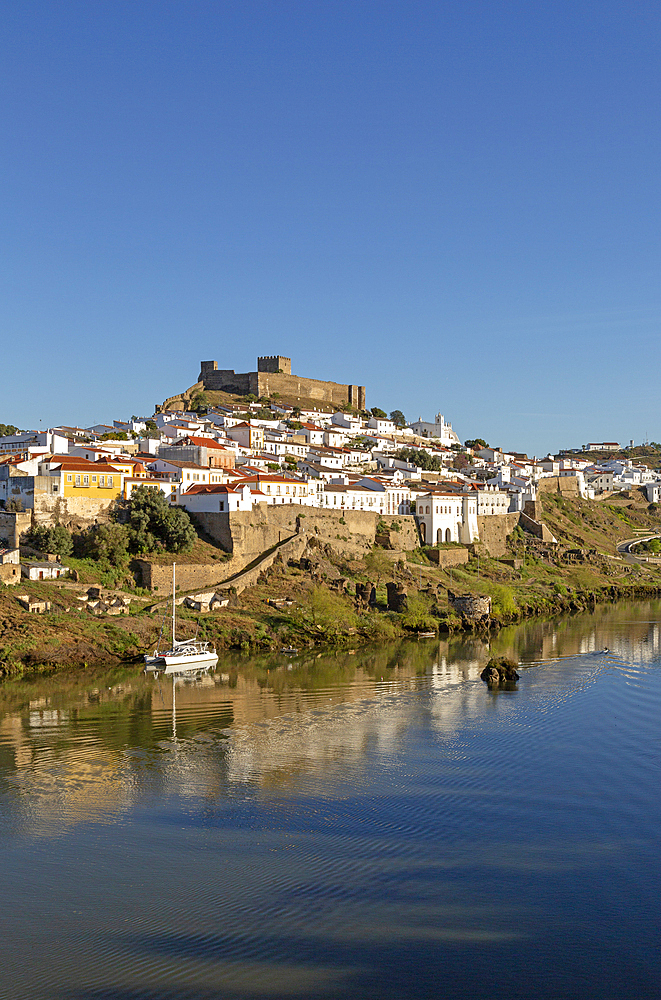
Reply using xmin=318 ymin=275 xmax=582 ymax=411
xmin=2 ymin=1 xmax=659 ymax=455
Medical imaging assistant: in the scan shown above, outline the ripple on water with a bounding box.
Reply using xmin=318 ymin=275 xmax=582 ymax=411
xmin=1 ymin=608 xmax=661 ymax=999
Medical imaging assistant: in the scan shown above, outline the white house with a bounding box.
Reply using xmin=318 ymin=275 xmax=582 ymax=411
xmin=179 ymin=483 xmax=264 ymax=513
xmin=321 ymin=478 xmax=410 ymax=515
xmin=226 ymin=422 xmax=265 ymax=452
xmin=367 ymin=416 xmax=397 ymax=436
xmin=644 ymin=483 xmax=661 ymax=503
xmin=331 ymin=412 xmax=363 ymax=432
xmin=463 ymin=483 xmax=510 ymax=515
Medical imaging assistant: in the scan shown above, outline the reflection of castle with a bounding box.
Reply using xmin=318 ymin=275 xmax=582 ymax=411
xmin=197 ymin=355 xmax=366 ymax=410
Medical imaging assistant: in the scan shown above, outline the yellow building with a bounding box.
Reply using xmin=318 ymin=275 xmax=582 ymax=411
xmin=46 ymin=459 xmax=124 ymax=498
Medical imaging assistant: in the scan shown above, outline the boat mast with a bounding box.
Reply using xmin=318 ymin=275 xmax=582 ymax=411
xmin=172 ymin=562 xmax=176 ymax=648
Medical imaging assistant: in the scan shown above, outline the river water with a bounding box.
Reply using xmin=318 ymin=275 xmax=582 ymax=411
xmin=1 ymin=600 xmax=661 ymax=999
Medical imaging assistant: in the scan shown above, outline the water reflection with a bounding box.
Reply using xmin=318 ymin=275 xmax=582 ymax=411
xmin=0 ymin=601 xmax=660 ymax=999
xmin=0 ymin=600 xmax=658 ymax=830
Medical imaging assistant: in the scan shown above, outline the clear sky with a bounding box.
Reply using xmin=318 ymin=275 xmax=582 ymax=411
xmin=2 ymin=1 xmax=660 ymax=455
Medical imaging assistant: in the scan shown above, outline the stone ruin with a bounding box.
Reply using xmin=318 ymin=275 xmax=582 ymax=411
xmin=449 ymin=592 xmax=491 ymax=623
xmin=386 ymin=582 xmax=408 ymax=613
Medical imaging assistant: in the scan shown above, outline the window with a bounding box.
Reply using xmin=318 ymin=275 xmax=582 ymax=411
xmin=67 ymin=474 xmax=72 ymax=482
xmin=92 ymin=475 xmax=97 ymax=483
xmin=75 ymin=475 xmax=81 ymax=486
xmin=107 ymin=476 xmax=113 ymax=487
xmin=83 ymin=475 xmax=89 ymax=486
xmin=99 ymin=475 xmax=105 ymax=486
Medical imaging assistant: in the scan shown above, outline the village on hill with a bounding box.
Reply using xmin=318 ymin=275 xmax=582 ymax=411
xmin=1 ymin=352 xmax=661 ymax=669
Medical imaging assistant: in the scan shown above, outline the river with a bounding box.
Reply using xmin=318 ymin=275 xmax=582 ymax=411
xmin=1 ymin=600 xmax=660 ymax=999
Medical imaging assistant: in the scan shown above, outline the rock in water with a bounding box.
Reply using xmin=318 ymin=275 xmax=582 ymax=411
xmin=481 ymin=656 xmax=520 ymax=686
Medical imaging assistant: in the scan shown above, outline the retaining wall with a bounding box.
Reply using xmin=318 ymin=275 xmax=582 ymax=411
xmin=193 ymin=506 xmax=419 ymax=561
xmin=425 ymin=547 xmax=469 ymax=568
xmin=537 ymin=476 xmax=582 ymax=496
xmin=475 ymin=513 xmax=520 ymax=556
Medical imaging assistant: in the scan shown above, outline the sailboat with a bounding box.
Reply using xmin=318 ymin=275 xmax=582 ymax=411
xmin=144 ymin=563 xmax=219 ymax=674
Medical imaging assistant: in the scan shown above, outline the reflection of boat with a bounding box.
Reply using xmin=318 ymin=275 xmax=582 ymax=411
xmin=281 ymin=646 xmax=298 ymax=655
xmin=144 ymin=564 xmax=219 ymax=674
xmin=417 ymin=632 xmax=436 ymax=639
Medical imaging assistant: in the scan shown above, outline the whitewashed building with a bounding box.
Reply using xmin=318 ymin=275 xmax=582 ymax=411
xmin=406 ymin=413 xmax=460 ymax=446
xmin=414 ymin=491 xmax=478 ymax=545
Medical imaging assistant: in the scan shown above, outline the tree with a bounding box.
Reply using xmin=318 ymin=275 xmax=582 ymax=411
xmin=364 ymin=548 xmax=391 ymax=588
xmin=390 ymin=410 xmax=406 ymax=428
xmin=25 ymin=524 xmax=73 ymax=557
xmin=81 ymin=522 xmax=130 ymax=566
xmin=452 ymin=452 xmax=471 ymax=470
xmin=395 ymin=448 xmax=442 ymax=472
xmin=144 ymin=419 xmax=160 ymax=439
xmin=370 ymin=407 xmax=387 ymax=420
xmin=100 ymin=430 xmax=128 ymax=441
xmin=113 ymin=486 xmax=196 ymax=554
xmin=465 ymin=439 xmax=488 ymax=450
xmin=0 ymin=424 xmax=20 ymax=437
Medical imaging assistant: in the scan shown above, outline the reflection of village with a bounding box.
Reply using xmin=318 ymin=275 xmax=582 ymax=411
xmin=1 ymin=600 xmax=660 ymax=831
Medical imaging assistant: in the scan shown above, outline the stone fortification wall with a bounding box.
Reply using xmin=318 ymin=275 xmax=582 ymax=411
xmin=0 ymin=511 xmax=32 ymax=548
xmin=197 ymin=360 xmax=365 ymax=409
xmin=135 ymin=560 xmax=231 ymax=594
xmin=216 ymin=531 xmax=308 ymax=597
xmin=537 ymin=476 xmax=581 ymax=496
xmin=476 ymin=513 xmax=520 ymax=556
xmin=158 ymin=381 xmax=204 ymax=412
xmin=193 ymin=506 xmax=418 ymax=562
xmin=519 ymin=512 xmax=556 ymax=543
xmin=139 ymin=531 xmax=309 ymax=596
xmin=255 ymin=371 xmax=365 ymax=409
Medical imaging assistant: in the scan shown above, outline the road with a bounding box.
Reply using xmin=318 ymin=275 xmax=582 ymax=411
xmin=616 ymin=535 xmax=661 ymax=564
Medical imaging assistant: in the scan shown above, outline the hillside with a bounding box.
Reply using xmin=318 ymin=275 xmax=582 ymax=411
xmin=2 ymin=490 xmax=661 ymax=679
xmin=159 ymin=383 xmax=339 ymax=415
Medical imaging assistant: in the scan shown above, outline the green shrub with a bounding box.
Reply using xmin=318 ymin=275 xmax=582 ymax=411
xmin=490 ymin=584 xmax=517 ymax=616
xmin=400 ymin=594 xmax=436 ymax=631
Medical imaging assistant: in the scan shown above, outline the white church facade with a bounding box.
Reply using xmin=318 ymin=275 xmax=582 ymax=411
xmin=407 ymin=413 xmax=460 ymax=447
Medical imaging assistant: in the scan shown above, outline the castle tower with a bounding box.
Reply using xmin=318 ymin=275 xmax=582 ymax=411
xmin=257 ymin=355 xmax=291 ymax=375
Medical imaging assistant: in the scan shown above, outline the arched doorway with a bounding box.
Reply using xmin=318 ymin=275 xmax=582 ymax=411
xmin=420 ymin=521 xmax=426 ymax=543
xmin=445 ymin=528 xmax=452 ymax=543
xmin=437 ymin=528 xmax=443 ymax=544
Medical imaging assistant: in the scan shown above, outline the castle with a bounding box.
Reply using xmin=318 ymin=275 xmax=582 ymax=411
xmin=197 ymin=355 xmax=366 ymax=410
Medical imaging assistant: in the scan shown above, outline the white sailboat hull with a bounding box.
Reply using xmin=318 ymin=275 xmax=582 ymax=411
xmin=144 ymin=650 xmax=219 ymax=673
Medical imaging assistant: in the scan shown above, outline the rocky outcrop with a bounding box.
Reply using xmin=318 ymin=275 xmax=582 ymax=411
xmin=481 ymin=656 xmax=520 ymax=687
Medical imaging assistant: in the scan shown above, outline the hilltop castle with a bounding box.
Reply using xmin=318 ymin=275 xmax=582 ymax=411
xmin=196 ymin=355 xmax=366 ymax=410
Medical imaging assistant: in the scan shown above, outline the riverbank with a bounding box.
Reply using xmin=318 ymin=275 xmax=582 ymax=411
xmin=2 ymin=489 xmax=661 ymax=679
